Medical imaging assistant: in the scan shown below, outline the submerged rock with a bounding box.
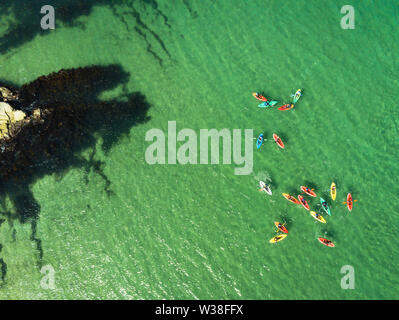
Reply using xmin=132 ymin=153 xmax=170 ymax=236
xmin=0 ymin=101 xmax=27 ymax=139
xmin=0 ymin=86 xmax=18 ymax=102
xmin=0 ymin=86 xmax=43 ymax=141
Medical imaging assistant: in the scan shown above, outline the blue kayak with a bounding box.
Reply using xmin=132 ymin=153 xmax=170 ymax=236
xmin=258 ymin=100 xmax=278 ymax=108
xmin=256 ymin=134 xmax=264 ymax=149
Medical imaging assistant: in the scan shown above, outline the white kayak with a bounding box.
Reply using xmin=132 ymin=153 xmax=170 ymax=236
xmin=259 ymin=181 xmax=272 ymax=195
xmin=292 ymin=89 xmax=302 ymax=103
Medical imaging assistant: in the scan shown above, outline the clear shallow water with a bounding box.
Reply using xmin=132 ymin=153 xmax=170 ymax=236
xmin=0 ymin=0 xmax=398 ymax=299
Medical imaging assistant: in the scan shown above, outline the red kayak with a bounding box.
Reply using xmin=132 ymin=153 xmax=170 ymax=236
xmin=318 ymin=237 xmax=335 ymax=247
xmin=252 ymin=92 xmax=267 ymax=101
xmin=298 ymin=195 xmax=310 ymax=210
xmin=273 ymin=134 xmax=285 ymax=149
xmin=274 ymin=222 xmax=288 ymax=234
xmin=278 ymin=103 xmax=295 ymax=111
xmin=347 ymin=193 xmax=353 ymax=211
xmin=301 ymin=186 xmax=317 ymax=197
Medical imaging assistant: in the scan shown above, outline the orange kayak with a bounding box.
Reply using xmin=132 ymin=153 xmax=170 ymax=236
xmin=274 ymin=222 xmax=288 ymax=234
xmin=301 ymin=186 xmax=316 ymax=197
xmin=298 ymin=195 xmax=310 ymax=210
xmin=318 ymin=237 xmax=335 ymax=247
xmin=347 ymin=193 xmax=353 ymax=211
xmin=282 ymin=193 xmax=300 ymax=205
xmin=252 ymin=92 xmax=267 ymax=101
xmin=273 ymin=134 xmax=285 ymax=149
xmin=278 ymin=103 xmax=295 ymax=111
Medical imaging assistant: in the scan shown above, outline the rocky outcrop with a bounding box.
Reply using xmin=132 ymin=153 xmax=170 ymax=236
xmin=0 ymin=87 xmax=43 ymax=140
xmin=0 ymin=65 xmax=152 ymax=282
xmin=0 ymin=101 xmax=26 ymax=139
xmin=0 ymin=86 xmax=19 ymax=101
xmin=0 ymin=66 xmax=150 ymax=187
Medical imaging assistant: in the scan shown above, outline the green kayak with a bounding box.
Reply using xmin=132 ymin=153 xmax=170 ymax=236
xmin=320 ymin=197 xmax=331 ymax=216
xmin=258 ymin=100 xmax=278 ymax=108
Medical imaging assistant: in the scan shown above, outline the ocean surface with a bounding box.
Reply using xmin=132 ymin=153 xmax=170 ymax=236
xmin=0 ymin=0 xmax=398 ymax=299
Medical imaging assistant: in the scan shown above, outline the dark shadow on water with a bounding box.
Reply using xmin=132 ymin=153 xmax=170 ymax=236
xmin=278 ymin=132 xmax=288 ymax=144
xmin=0 ymin=0 xmax=107 ymax=53
xmin=320 ymin=228 xmax=335 ymax=240
xmin=0 ymin=0 xmax=173 ymax=65
xmin=287 ymin=186 xmax=300 ymax=196
xmin=0 ymin=258 xmax=7 ymax=285
xmin=347 ymin=185 xmax=357 ymax=197
xmin=304 ymin=180 xmax=318 ymax=191
xmin=279 ymin=215 xmax=292 ymax=229
xmin=0 ymin=64 xmax=151 ymax=281
xmin=270 ymin=177 xmax=277 ymax=189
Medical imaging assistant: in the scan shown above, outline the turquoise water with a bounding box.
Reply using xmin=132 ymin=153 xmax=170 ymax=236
xmin=0 ymin=0 xmax=398 ymax=299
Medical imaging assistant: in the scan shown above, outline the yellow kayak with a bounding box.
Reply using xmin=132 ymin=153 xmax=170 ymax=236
xmin=269 ymin=234 xmax=288 ymax=243
xmin=310 ymin=211 xmax=326 ymax=223
xmin=330 ymin=182 xmax=336 ymax=201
